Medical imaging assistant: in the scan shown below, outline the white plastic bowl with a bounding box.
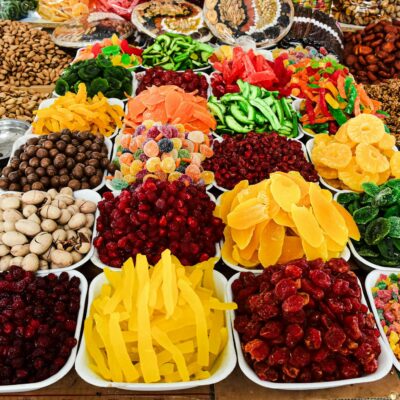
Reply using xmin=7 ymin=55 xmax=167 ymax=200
xmin=226 ymin=272 xmax=393 ymax=390
xmin=366 ymin=269 xmax=400 ymax=371
xmin=4 ymin=134 xmax=113 ymax=194
xmin=0 ymin=269 xmax=88 ymax=393
xmin=75 ymin=269 xmax=236 ymax=390
xmin=29 ymin=98 xmax=124 ymax=139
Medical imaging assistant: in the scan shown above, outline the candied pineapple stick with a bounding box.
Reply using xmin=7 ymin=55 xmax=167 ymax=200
xmin=109 ymin=313 xmax=140 ymax=382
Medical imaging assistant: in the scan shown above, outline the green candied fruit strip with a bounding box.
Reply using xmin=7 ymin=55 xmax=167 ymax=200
xmin=377 ymin=281 xmax=388 ymax=289
xmin=385 ymin=179 xmax=400 ymax=189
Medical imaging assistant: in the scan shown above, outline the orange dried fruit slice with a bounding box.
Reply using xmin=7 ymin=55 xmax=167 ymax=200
xmin=390 ymin=152 xmax=400 ymax=178
xmin=237 ymin=180 xmax=269 ymax=203
xmin=221 ymin=227 xmax=236 ymax=266
xmin=273 ymin=209 xmax=295 ymax=227
xmin=377 ymin=133 xmax=396 ymax=150
xmin=335 ymin=123 xmax=349 ymax=143
xmin=318 ymin=143 xmax=352 ymax=169
xmin=331 ymin=201 xmax=360 ymax=241
xmin=240 ymin=220 xmax=269 ymax=260
xmin=347 ymin=114 xmax=385 ymax=144
xmin=384 ymin=149 xmax=396 ymax=158
xmin=270 ymin=173 xmax=301 ymax=212
xmin=355 ymin=143 xmax=389 ymax=173
xmin=232 ymin=245 xmax=259 ymax=268
xmin=291 ymin=204 xmax=324 ymax=248
xmin=231 ymin=226 xmax=255 ymax=250
xmin=278 ymin=236 xmax=304 ymax=264
xmin=314 ymin=134 xmax=333 ymax=146
xmin=302 ymin=238 xmax=328 ymax=261
xmin=218 ymin=180 xmax=249 ymax=223
xmin=287 ymin=171 xmax=310 ymax=200
xmin=227 ymin=198 xmax=269 ymax=230
xmin=338 ymin=160 xmax=379 ymax=192
xmin=317 ymin=165 xmax=338 ymax=180
xmin=258 ymin=220 xmax=285 ymax=268
xmin=377 ymin=168 xmax=391 ymax=185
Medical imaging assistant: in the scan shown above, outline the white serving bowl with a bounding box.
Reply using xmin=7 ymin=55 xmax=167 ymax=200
xmin=29 ymin=98 xmax=125 ymax=139
xmin=366 ymin=269 xmax=400 ymax=371
xmin=4 ymin=134 xmax=113 ymax=194
xmin=0 ymin=269 xmax=87 ymax=393
xmin=226 ymin=272 xmax=393 ymax=390
xmin=75 ymin=270 xmax=236 ymax=390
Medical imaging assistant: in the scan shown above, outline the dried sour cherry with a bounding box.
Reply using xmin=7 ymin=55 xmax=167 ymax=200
xmin=353 ymin=206 xmax=379 ymax=225
xmin=364 ymin=217 xmax=391 ymax=246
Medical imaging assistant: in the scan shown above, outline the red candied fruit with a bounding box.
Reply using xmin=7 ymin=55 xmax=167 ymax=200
xmin=202 ymin=133 xmax=319 ymax=190
xmin=231 ymin=257 xmax=381 ymax=383
xmin=94 ymin=179 xmax=224 ymax=267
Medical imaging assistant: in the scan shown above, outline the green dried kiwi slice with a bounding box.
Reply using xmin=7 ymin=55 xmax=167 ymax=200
xmin=377 ymin=238 xmax=400 ymax=261
xmin=364 ymin=217 xmax=391 ymax=246
xmin=362 ymin=182 xmax=380 ymax=197
xmin=384 ymin=205 xmax=399 ymax=218
xmin=348 ymin=200 xmax=361 ymax=216
xmin=368 ymin=258 xmax=400 ymax=267
xmin=337 ymin=192 xmax=359 ymax=205
xmin=384 ymin=179 xmax=400 ymax=189
xmin=388 ymin=216 xmax=400 ymax=238
xmin=357 ymin=246 xmax=379 ymax=258
xmin=373 ymin=187 xmax=395 ymax=207
xmin=353 ymin=206 xmax=379 ymax=225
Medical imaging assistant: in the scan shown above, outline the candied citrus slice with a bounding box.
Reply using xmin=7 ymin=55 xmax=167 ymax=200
xmin=317 ymin=165 xmax=338 ymax=180
xmin=258 ymin=220 xmax=285 ymax=268
xmin=338 ymin=160 xmax=379 ymax=192
xmin=278 ymin=236 xmax=304 ymax=264
xmin=231 ymin=226 xmax=255 ymax=250
xmin=302 ymin=238 xmax=328 ymax=261
xmin=347 ymin=114 xmax=385 ymax=144
xmin=227 ymin=198 xmax=269 ymax=230
xmin=355 ymin=143 xmax=389 ymax=173
xmin=218 ymin=180 xmax=249 ymax=223
xmin=377 ymin=133 xmax=396 ymax=150
xmin=309 ymin=183 xmax=348 ymax=247
xmin=390 ymin=152 xmax=400 ymax=178
xmin=318 ymin=143 xmax=352 ymax=169
xmin=332 ymin=201 xmax=360 ymax=241
xmin=291 ymin=204 xmax=324 ymax=248
xmin=270 ymin=173 xmax=301 ymax=212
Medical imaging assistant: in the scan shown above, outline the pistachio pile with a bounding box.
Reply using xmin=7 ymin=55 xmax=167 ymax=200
xmin=0 ymin=188 xmax=96 ymax=272
xmin=0 ymin=20 xmax=71 ymax=87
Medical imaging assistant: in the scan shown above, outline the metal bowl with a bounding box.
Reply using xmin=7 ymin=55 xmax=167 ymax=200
xmin=0 ymin=119 xmax=30 ymax=160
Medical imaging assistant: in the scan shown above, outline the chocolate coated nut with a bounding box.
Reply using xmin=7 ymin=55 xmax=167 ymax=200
xmin=395 ymin=60 xmax=400 ymax=70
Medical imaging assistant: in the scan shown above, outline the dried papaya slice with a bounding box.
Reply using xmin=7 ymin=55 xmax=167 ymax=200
xmin=258 ymin=220 xmax=285 ymax=268
xmin=231 ymin=226 xmax=255 ymax=250
xmin=291 ymin=204 xmax=324 ymax=248
xmin=377 ymin=133 xmax=396 ymax=150
xmin=318 ymin=142 xmax=352 ymax=169
xmin=227 ymin=198 xmax=269 ymax=229
xmin=355 ymin=143 xmax=389 ymax=173
xmin=325 ymin=235 xmax=344 ymax=252
xmin=265 ymin=184 xmax=280 ymax=218
xmin=270 ymin=173 xmax=301 ymax=212
xmin=218 ymin=180 xmax=249 ymax=223
xmin=321 ymin=189 xmax=333 ymax=202
xmin=390 ymin=152 xmax=400 ymax=178
xmin=309 ymin=183 xmax=348 ymax=247
xmin=277 ymin=236 xmax=304 ymax=264
xmin=302 ymin=238 xmax=328 ymax=261
xmin=347 ymin=114 xmax=385 ymax=144
xmin=332 ymin=201 xmax=360 ymax=241
xmin=317 ymin=165 xmax=338 ymax=180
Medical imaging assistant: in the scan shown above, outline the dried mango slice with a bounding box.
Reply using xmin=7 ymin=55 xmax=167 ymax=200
xmin=331 ymin=201 xmax=360 ymax=241
xmin=347 ymin=114 xmax=385 ymax=144
xmin=221 ymin=226 xmax=237 ymax=265
xmin=390 ymin=152 xmax=400 ymax=178
xmin=258 ymin=220 xmax=285 ymax=268
xmin=273 ymin=209 xmax=295 ymax=227
xmin=302 ymin=238 xmax=328 ymax=261
xmin=309 ymin=183 xmax=348 ymax=247
xmin=270 ymin=173 xmax=301 ymax=212
xmin=355 ymin=143 xmax=389 ymax=173
xmin=217 ymin=180 xmax=249 ymax=223
xmin=317 ymin=143 xmax=352 ymax=169
xmin=232 ymin=245 xmax=260 ymax=267
xmin=237 ymin=180 xmax=269 ymax=203
xmin=240 ymin=220 xmax=269 ymax=260
xmin=291 ymin=204 xmax=324 ymax=248
xmin=231 ymin=226 xmax=255 ymax=250
xmin=227 ymin=198 xmax=269 ymax=230
xmin=278 ymin=236 xmax=304 ymax=264
xmin=287 ymin=171 xmax=310 ymax=200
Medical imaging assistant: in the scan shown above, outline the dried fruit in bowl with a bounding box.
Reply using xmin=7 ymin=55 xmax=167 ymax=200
xmin=232 ymin=258 xmax=381 ymax=383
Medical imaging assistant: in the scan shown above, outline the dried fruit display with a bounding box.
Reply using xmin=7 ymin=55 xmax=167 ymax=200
xmin=217 ymin=172 xmax=359 ymax=269
xmin=337 ymin=180 xmax=400 ymax=267
xmin=32 ymin=84 xmax=124 ymax=137
xmin=38 ymin=0 xmax=89 ymax=22
xmin=0 ymin=267 xmax=80 ymax=385
xmin=136 ymin=68 xmax=209 ymax=98
xmin=372 ymin=273 xmax=400 ymax=358
xmin=208 ymin=81 xmax=299 ymax=137
xmin=94 ymin=179 xmax=224 ymax=267
xmin=232 ymin=258 xmax=381 ymax=383
xmin=84 ymin=250 xmax=236 ymax=383
xmin=344 ymin=20 xmax=400 ymax=83
xmin=287 ymin=58 xmax=382 ymax=134
xmin=202 ymin=132 xmax=318 ymax=190
xmin=311 ymin=114 xmax=397 ymax=192
xmin=124 ymin=85 xmax=216 ymax=134
xmin=109 ymin=121 xmax=214 ymax=190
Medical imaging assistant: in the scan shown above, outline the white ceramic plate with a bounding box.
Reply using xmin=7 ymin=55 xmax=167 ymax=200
xmin=226 ymin=272 xmax=393 ymax=390
xmin=75 ymin=269 xmax=236 ymax=390
xmin=0 ymin=269 xmax=87 ymax=393
xmin=366 ymin=269 xmax=400 ymax=371
xmin=3 ymin=134 xmax=113 ymax=194
xmin=29 ymin=98 xmax=124 ymax=139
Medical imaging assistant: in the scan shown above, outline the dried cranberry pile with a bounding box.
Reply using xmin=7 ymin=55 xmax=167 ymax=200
xmin=211 ymin=72 xmax=240 ymax=98
xmin=0 ymin=267 xmax=80 ymax=385
xmin=203 ymin=133 xmax=319 ymax=189
xmin=232 ymin=258 xmax=381 ymax=383
xmin=136 ymin=67 xmax=209 ymax=98
xmin=94 ymin=179 xmax=224 ymax=267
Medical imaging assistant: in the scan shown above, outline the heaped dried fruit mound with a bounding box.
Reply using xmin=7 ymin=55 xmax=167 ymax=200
xmin=94 ymin=179 xmax=224 ymax=267
xmin=0 ymin=267 xmax=79 ymax=385
xmin=232 ymin=258 xmax=381 ymax=383
xmin=218 ymin=172 xmax=360 ymax=269
xmin=202 ymin=132 xmax=319 ymax=190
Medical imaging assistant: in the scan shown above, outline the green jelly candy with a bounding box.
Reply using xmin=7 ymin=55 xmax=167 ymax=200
xmin=364 ymin=217 xmax=391 ymax=246
xmin=377 ymin=238 xmax=400 ymax=260
xmin=384 ymin=205 xmax=399 ymax=218
xmin=389 ymin=273 xmax=399 ymax=282
xmin=357 ymin=246 xmax=379 ymax=258
xmin=353 ymin=206 xmax=379 ymax=224
xmin=337 ymin=192 xmax=359 ymax=205
xmin=388 ymin=216 xmax=400 ymax=238
xmin=373 ymin=187 xmax=394 ymax=207
xmin=377 ymin=281 xmax=388 ymax=289
xmin=112 ymin=178 xmax=129 ymax=190
xmin=134 ymin=149 xmax=144 ymax=160
xmin=362 ymin=182 xmax=380 ymax=197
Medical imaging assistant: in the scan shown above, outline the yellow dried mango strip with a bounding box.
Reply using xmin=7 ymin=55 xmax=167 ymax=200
xmin=104 ymin=268 xmax=122 ymax=289
xmin=169 ymin=325 xmax=197 ymax=342
xmin=178 ymin=279 xmax=209 ymax=367
xmin=102 ymin=277 xmax=124 ymax=314
xmin=122 ymin=258 xmax=134 ymax=313
xmin=162 ymin=249 xmax=178 ymax=318
xmin=84 ymin=317 xmax=111 ymax=380
xmin=109 ymin=313 xmax=139 ymax=382
xmin=209 ymin=310 xmax=223 ymax=355
xmin=149 ymin=259 xmax=163 ymax=313
xmin=200 ymin=258 xmax=216 ymax=292
xmin=152 ymin=326 xmax=190 ymax=382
